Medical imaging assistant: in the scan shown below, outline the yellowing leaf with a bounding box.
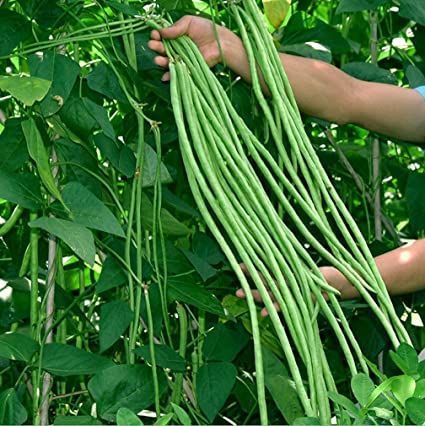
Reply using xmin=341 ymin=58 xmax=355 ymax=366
xmin=0 ymin=76 xmax=51 ymax=106
xmin=263 ymin=0 xmax=291 ymax=29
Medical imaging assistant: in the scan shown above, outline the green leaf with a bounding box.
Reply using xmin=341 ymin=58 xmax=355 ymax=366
xmin=167 ymin=276 xmax=224 ymax=316
xmin=41 ymin=343 xmax=114 ymax=376
xmin=141 ymin=194 xmax=191 ymax=236
xmin=263 ymin=0 xmax=291 ymax=29
xmin=154 ymin=413 xmax=174 ymax=425
xmin=96 ymin=256 xmax=127 ymax=294
xmin=0 ymin=10 xmax=31 ymax=56
xmin=156 ymin=0 xmax=194 ymax=11
xmin=0 ymin=76 xmax=51 ymax=106
xmin=135 ymin=344 xmax=186 ymax=372
xmin=406 ymin=172 xmax=425 ymax=233
xmin=203 ymin=323 xmax=249 ymax=362
xmin=0 ymin=389 xmax=27 ymax=425
xmin=196 ymin=362 xmax=237 ymax=422
xmin=406 ymin=397 xmax=425 ymax=424
xmin=0 ymin=118 xmax=29 ymax=172
xmin=29 ymin=217 xmax=96 ymax=265
xmin=54 ymin=415 xmax=102 ymax=425
xmin=87 ymin=62 xmax=127 ymax=103
xmin=59 ymin=96 xmax=97 ymax=138
xmin=30 ymin=52 xmax=80 ymax=116
xmin=88 ymin=364 xmax=167 ymax=421
xmin=336 ymin=0 xmax=388 ymax=13
xmin=93 ymin=133 xmax=136 ymax=178
xmin=180 ymin=249 xmax=217 ymax=282
xmin=0 ymin=333 xmax=39 ymax=362
xmin=192 ymin=233 xmax=224 ymax=265
xmin=62 ymin=182 xmax=125 ymax=237
xmin=0 ymin=170 xmax=42 ymax=209
xmin=282 ymin=42 xmax=332 ymax=63
xmin=390 ymin=343 xmax=419 ymax=376
xmin=328 ymin=391 xmax=360 ymax=417
xmin=83 ymin=98 xmax=115 ymax=140
xmin=406 ymin=64 xmax=425 ymax=88
xmin=351 ymin=373 xmax=375 ymax=406
xmin=391 ymin=375 xmax=416 ymax=406
xmin=21 ymin=118 xmax=63 ymax=203
xmin=342 ymin=62 xmax=397 ymax=85
xmin=263 ymin=349 xmax=303 ymax=424
xmin=99 ymin=300 xmax=133 ymax=353
xmin=142 ymin=144 xmax=173 ymax=188
xmin=414 ymin=378 xmax=425 ymax=398
xmin=399 ymin=0 xmax=425 ymax=26
xmin=116 ymin=408 xmax=143 ymax=426
xmin=171 ymin=403 xmax=192 ymax=426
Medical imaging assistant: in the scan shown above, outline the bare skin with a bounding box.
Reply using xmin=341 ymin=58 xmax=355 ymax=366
xmin=149 ymin=16 xmax=425 ymax=311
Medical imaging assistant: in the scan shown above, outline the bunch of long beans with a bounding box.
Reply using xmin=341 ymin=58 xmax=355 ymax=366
xmin=161 ymin=0 xmax=411 ymax=424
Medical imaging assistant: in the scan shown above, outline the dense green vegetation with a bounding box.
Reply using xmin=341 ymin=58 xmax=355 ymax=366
xmin=0 ymin=0 xmax=424 ymax=425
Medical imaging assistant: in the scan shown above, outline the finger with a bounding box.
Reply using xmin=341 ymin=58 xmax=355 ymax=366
xmin=154 ymin=56 xmax=169 ymax=68
xmin=150 ymin=30 xmax=161 ymax=41
xmin=159 ymin=16 xmax=192 ymax=40
xmin=148 ymin=40 xmax=166 ymax=55
xmin=236 ymin=289 xmax=245 ymax=298
xmin=161 ymin=72 xmax=171 ymax=82
xmin=261 ymin=302 xmax=280 ymax=318
xmin=251 ymin=290 xmax=263 ymax=303
xmin=200 ymin=46 xmax=220 ymax=68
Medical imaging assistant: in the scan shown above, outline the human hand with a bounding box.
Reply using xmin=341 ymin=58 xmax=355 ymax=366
xmin=236 ymin=265 xmax=358 ymax=317
xmin=148 ymin=15 xmax=241 ymax=81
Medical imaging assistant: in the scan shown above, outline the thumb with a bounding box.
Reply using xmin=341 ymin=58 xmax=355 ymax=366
xmin=160 ymin=16 xmax=192 ymax=40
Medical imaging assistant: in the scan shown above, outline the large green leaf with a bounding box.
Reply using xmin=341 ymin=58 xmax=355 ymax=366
xmin=0 ymin=389 xmax=27 ymax=425
xmin=406 ymin=172 xmax=425 ymax=233
xmin=141 ymin=194 xmax=191 ymax=236
xmin=342 ymin=62 xmax=397 ymax=85
xmin=203 ymin=323 xmax=249 ymax=362
xmin=83 ymin=98 xmax=116 ymax=140
xmin=22 ymin=118 xmax=63 ymax=202
xmin=336 ymin=0 xmax=388 ymax=13
xmin=263 ymin=348 xmax=304 ymax=424
xmin=135 ymin=344 xmax=186 ymax=372
xmin=0 ymin=76 xmax=51 ymax=106
xmin=93 ymin=133 xmax=136 ymax=178
xmin=406 ymin=397 xmax=425 ymax=424
xmin=390 ymin=343 xmax=419 ymax=376
xmin=62 ymin=182 xmax=125 ymax=237
xmin=167 ymin=276 xmax=224 ymax=316
xmin=391 ymin=375 xmax=416 ymax=406
xmin=88 ymin=364 xmax=167 ymax=421
xmin=0 ymin=118 xmax=29 ymax=172
xmin=99 ymin=300 xmax=133 ymax=353
xmin=96 ymin=256 xmax=127 ymax=294
xmin=196 ymin=362 xmax=237 ymax=422
xmin=30 ymin=52 xmax=80 ymax=116
xmin=116 ymin=408 xmax=143 ymax=426
xmin=0 ymin=10 xmax=31 ymax=56
xmin=180 ymin=248 xmax=217 ymax=282
xmin=41 ymin=343 xmax=113 ymax=376
xmin=54 ymin=416 xmax=102 ymax=425
xmin=351 ymin=373 xmax=375 ymax=406
xmin=29 ymin=217 xmax=96 ymax=265
xmin=0 ymin=333 xmax=39 ymax=362
xmin=399 ymin=0 xmax=425 ymax=26
xmin=87 ymin=62 xmax=128 ymax=103
xmin=0 ymin=170 xmax=42 ymax=209
xmin=142 ymin=144 xmax=173 ymax=188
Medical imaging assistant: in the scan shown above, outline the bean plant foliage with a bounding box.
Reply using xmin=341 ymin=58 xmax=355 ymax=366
xmin=0 ymin=0 xmax=423 ymax=425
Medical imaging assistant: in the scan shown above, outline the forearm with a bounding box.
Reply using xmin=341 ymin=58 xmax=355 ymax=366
xmin=330 ymin=240 xmax=425 ymax=299
xmin=223 ymin=38 xmax=425 ymax=143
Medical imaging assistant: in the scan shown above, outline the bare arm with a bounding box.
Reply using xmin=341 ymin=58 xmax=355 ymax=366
xmin=149 ymin=16 xmax=425 ymax=143
xmin=223 ymin=35 xmax=425 ymax=143
xmin=324 ymin=239 xmax=425 ymax=299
